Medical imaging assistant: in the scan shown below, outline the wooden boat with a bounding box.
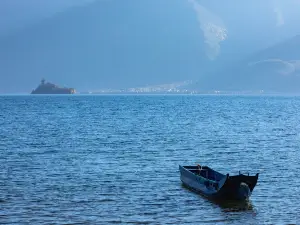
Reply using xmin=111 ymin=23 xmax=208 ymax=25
xmin=179 ymin=165 xmax=259 ymax=200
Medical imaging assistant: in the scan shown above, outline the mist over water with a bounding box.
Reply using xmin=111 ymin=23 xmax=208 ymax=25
xmin=0 ymin=95 xmax=299 ymax=224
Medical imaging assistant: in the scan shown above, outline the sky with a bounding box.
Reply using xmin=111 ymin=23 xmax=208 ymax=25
xmin=0 ymin=0 xmax=95 ymax=36
xmin=0 ymin=1 xmax=300 ymax=32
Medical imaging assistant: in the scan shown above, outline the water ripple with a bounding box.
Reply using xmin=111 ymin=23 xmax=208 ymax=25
xmin=0 ymin=95 xmax=299 ymax=224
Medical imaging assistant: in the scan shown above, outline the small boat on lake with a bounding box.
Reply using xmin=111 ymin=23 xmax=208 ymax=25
xmin=179 ymin=165 xmax=259 ymax=200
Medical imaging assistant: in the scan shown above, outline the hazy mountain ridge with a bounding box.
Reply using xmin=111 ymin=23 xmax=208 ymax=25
xmin=0 ymin=0 xmax=300 ymax=93
xmin=191 ymin=35 xmax=300 ymax=93
xmin=0 ymin=0 xmax=210 ymax=93
xmin=0 ymin=0 xmax=96 ymax=37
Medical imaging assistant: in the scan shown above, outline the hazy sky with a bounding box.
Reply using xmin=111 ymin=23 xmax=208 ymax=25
xmin=1 ymin=0 xmax=300 ymax=37
xmin=0 ymin=0 xmax=95 ymax=36
xmin=1 ymin=0 xmax=299 ymax=43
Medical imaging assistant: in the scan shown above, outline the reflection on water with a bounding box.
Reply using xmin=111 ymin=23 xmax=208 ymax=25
xmin=181 ymin=183 xmax=255 ymax=212
xmin=213 ymin=199 xmax=254 ymax=212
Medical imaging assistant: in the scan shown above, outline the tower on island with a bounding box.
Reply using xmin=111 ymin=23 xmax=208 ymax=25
xmin=41 ymin=78 xmax=46 ymax=85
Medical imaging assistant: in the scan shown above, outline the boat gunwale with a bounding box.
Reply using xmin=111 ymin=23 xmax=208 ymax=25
xmin=180 ymin=165 xmax=226 ymax=184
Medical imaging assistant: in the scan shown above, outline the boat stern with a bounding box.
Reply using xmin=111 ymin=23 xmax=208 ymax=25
xmin=237 ymin=182 xmax=251 ymax=200
xmin=222 ymin=173 xmax=259 ymax=200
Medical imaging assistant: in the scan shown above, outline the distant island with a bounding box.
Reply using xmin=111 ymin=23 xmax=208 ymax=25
xmin=31 ymin=79 xmax=76 ymax=94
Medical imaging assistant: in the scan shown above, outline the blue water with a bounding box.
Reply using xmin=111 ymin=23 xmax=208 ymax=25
xmin=0 ymin=95 xmax=299 ymax=224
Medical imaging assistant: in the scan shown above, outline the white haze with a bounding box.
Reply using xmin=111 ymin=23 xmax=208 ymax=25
xmin=248 ymin=59 xmax=300 ymax=75
xmin=188 ymin=0 xmax=228 ymax=60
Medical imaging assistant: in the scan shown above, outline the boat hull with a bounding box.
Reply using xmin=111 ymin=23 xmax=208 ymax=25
xmin=179 ymin=165 xmax=258 ymax=200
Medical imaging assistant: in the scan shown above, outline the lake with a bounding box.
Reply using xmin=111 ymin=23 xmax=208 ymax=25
xmin=0 ymin=95 xmax=299 ymax=224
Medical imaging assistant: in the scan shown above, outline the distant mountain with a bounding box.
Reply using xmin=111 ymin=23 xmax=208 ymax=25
xmin=0 ymin=0 xmax=95 ymax=37
xmin=1 ymin=0 xmax=300 ymax=93
xmin=0 ymin=0 xmax=211 ymax=93
xmin=191 ymin=35 xmax=300 ymax=93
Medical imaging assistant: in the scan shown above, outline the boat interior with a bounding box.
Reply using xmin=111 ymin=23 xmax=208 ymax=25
xmin=183 ymin=165 xmax=225 ymax=182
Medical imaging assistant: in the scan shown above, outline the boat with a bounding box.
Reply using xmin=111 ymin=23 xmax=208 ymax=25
xmin=179 ymin=165 xmax=259 ymax=200
xmin=31 ymin=79 xmax=76 ymax=94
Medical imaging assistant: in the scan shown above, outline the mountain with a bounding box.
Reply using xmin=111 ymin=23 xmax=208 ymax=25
xmin=0 ymin=0 xmax=95 ymax=37
xmin=191 ymin=35 xmax=300 ymax=93
xmin=0 ymin=0 xmax=210 ymax=93
xmin=1 ymin=0 xmax=300 ymax=93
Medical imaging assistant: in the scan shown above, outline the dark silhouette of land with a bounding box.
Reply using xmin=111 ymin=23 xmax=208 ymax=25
xmin=31 ymin=79 xmax=75 ymax=94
